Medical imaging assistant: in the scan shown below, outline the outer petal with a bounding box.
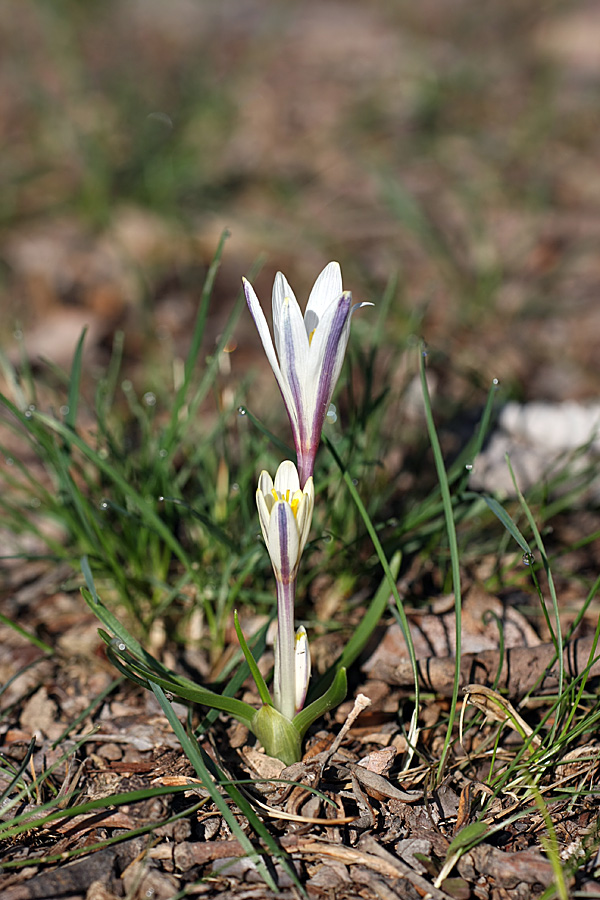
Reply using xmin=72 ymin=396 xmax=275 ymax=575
xmin=267 ymin=501 xmax=300 ymax=581
xmin=256 ymin=489 xmax=272 ymax=549
xmin=294 ymin=626 xmax=311 ymax=712
xmin=272 ymin=273 xmax=302 ymax=358
xmin=295 ymin=477 xmax=314 ymax=554
xmin=273 ymin=459 xmax=300 ymax=495
xmin=257 ymin=470 xmax=274 ymax=497
xmin=305 ymin=291 xmax=353 ymax=450
xmin=305 ymin=262 xmax=343 ymax=336
xmin=277 ymin=294 xmax=310 ymax=448
xmin=243 ymin=277 xmax=297 ymax=428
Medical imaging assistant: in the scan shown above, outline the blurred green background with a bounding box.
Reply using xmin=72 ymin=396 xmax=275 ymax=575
xmin=2 ymin=0 xmax=599 ymax=405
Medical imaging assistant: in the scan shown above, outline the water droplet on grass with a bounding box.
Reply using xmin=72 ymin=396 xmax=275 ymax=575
xmin=326 ymin=403 xmax=337 ymax=424
xmin=492 ymin=378 xmax=499 ymax=388
xmin=237 ymin=406 xmax=247 ymax=416
xmin=100 ymin=499 xmax=110 ymax=510
xmin=143 ymin=391 xmax=156 ymax=407
xmin=465 ymin=463 xmax=473 ymax=471
xmin=522 ymin=552 xmax=534 ymax=566
xmin=147 ymin=111 xmax=172 ymax=131
xmin=159 ymin=449 xmax=167 ymax=458
xmin=59 ymin=405 xmax=69 ymax=416
xmin=5 ymin=457 xmax=14 ymax=466
xmin=110 ymin=637 xmax=127 ymax=653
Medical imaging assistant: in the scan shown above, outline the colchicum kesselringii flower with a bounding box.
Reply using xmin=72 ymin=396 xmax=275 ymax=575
xmin=91 ymin=261 xmax=360 ymax=769
xmin=243 ymin=262 xmax=372 ymax=486
xmin=256 ymin=460 xmax=314 ymax=720
xmin=93 ymin=263 xmax=356 ymax=769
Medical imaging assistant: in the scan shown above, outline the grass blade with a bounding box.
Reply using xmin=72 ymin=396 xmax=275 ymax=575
xmin=65 ymin=327 xmax=87 ymax=431
xmin=323 ymin=434 xmax=420 ymax=727
xmin=418 ymin=345 xmax=462 ymax=781
xmin=309 ymin=551 xmax=401 ymax=701
xmin=233 ymin=610 xmax=272 ymax=706
xmin=476 ymin=494 xmax=532 ymax=556
xmin=150 ymin=681 xmax=301 ymax=893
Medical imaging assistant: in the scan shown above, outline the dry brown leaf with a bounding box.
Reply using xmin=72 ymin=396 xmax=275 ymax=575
xmin=363 ymin=584 xmax=540 ymax=675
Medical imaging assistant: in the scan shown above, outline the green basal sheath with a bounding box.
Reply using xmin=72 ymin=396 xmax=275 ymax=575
xmin=251 ymin=705 xmax=302 ymax=768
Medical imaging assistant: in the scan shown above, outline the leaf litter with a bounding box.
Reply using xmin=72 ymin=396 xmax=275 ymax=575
xmin=2 ymin=1 xmax=600 ymax=897
xmin=1 ymin=560 xmax=599 ymax=899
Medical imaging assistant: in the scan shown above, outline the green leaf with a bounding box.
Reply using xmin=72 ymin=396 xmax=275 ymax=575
xmin=150 ymin=682 xmax=302 ymax=893
xmin=310 ymin=552 xmax=401 ymax=701
xmin=322 ymin=435 xmax=420 ymax=718
xmin=237 ymin=404 xmax=294 ymax=458
xmin=419 ymin=345 xmax=462 ymax=781
xmin=233 ymin=610 xmax=272 ymax=706
xmin=162 ymin=229 xmax=229 ymax=455
xmin=0 ymin=613 xmax=54 ymax=655
xmin=478 ymin=494 xmax=532 ymax=556
xmin=99 ymin=631 xmax=257 ymax=729
xmin=81 ymin=585 xmax=180 ymax=683
xmin=447 ymin=821 xmax=489 ymax=854
xmin=65 ymin=328 xmax=87 ymax=431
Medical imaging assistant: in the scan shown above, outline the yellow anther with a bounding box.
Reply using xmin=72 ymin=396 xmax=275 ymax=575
xmin=308 ymin=328 xmax=316 ymax=345
xmin=270 ymin=487 xmax=301 ymax=518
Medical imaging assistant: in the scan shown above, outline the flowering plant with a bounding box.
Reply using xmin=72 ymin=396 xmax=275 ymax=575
xmin=87 ymin=260 xmax=366 ymax=766
xmin=237 ymin=261 xmax=370 ymax=761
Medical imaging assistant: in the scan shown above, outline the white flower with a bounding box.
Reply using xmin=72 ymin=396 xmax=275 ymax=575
xmin=256 ymin=460 xmax=314 ymax=581
xmin=256 ymin=460 xmax=314 ymax=719
xmin=294 ymin=625 xmax=311 ymax=713
xmin=244 ymin=262 xmax=372 ymax=485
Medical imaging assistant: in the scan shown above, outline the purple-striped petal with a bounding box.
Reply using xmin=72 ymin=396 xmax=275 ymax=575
xmin=277 ymin=294 xmax=310 ymax=456
xmin=272 ymin=272 xmax=301 ymax=358
xmin=306 ymin=291 xmax=353 ymax=451
xmin=267 ymin=500 xmax=300 ymax=583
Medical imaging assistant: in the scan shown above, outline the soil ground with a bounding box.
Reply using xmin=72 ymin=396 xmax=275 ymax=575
xmin=1 ymin=2 xmax=600 ymax=898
